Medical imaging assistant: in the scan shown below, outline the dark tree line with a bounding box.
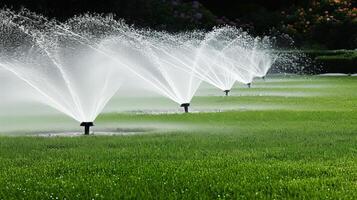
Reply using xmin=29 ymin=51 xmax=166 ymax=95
xmin=1 ymin=0 xmax=356 ymax=49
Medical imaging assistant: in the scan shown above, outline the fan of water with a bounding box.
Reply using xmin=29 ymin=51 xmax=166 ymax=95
xmin=0 ymin=10 xmax=122 ymax=126
xmin=193 ymin=26 xmax=278 ymax=95
xmin=100 ymin=27 xmax=202 ymax=111
xmin=242 ymin=36 xmax=278 ymax=79
xmin=194 ymin=26 xmax=254 ymax=94
xmin=0 ymin=9 xmax=289 ymax=134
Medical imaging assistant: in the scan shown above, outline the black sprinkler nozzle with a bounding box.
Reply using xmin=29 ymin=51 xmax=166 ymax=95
xmin=224 ymin=90 xmax=230 ymax=96
xmin=180 ymin=103 xmax=190 ymax=113
xmin=80 ymin=122 xmax=94 ymax=135
xmin=247 ymin=83 xmax=251 ymax=88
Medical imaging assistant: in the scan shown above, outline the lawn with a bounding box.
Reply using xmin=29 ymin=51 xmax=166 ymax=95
xmin=0 ymin=76 xmax=357 ymax=199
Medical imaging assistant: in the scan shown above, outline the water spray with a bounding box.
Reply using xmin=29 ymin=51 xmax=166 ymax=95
xmin=80 ymin=122 xmax=94 ymax=135
xmin=0 ymin=10 xmax=280 ymax=132
xmin=180 ymin=103 xmax=190 ymax=113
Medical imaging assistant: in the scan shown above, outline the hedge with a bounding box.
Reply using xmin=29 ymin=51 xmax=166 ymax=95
xmin=272 ymin=50 xmax=357 ymax=74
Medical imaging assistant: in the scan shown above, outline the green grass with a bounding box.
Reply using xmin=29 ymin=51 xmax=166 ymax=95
xmin=0 ymin=76 xmax=357 ymax=199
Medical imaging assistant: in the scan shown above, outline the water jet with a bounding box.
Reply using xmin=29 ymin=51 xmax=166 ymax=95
xmin=0 ymin=10 xmax=122 ymax=125
xmin=180 ymin=103 xmax=190 ymax=113
xmin=100 ymin=28 xmax=202 ymax=108
xmin=80 ymin=122 xmax=94 ymax=135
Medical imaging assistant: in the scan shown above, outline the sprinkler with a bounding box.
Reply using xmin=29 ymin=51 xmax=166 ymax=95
xmin=247 ymin=83 xmax=251 ymax=88
xmin=180 ymin=103 xmax=190 ymax=113
xmin=262 ymin=76 xmax=266 ymax=80
xmin=224 ymin=90 xmax=230 ymax=96
xmin=80 ymin=122 xmax=94 ymax=135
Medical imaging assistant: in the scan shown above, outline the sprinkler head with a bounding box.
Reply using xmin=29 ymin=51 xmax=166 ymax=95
xmin=224 ymin=90 xmax=230 ymax=96
xmin=262 ymin=76 xmax=266 ymax=80
xmin=247 ymin=83 xmax=251 ymax=88
xmin=80 ymin=122 xmax=94 ymax=135
xmin=180 ymin=103 xmax=190 ymax=113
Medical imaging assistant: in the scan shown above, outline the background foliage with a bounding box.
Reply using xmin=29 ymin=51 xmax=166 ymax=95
xmin=1 ymin=0 xmax=356 ymax=49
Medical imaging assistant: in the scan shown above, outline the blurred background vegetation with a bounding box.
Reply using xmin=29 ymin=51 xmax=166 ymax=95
xmin=1 ymin=0 xmax=356 ymax=72
xmin=1 ymin=0 xmax=356 ymax=50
